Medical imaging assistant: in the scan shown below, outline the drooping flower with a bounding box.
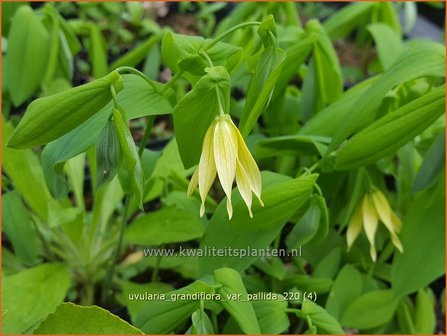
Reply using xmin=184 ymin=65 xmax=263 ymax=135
xmin=347 ymin=188 xmax=403 ymax=262
xmin=188 ymin=114 xmax=263 ymax=219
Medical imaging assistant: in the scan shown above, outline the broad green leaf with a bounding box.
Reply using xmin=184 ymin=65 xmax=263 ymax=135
xmin=88 ymin=24 xmax=108 ymax=78
xmin=323 ymin=2 xmax=374 ymax=40
xmin=325 ymin=264 xmax=363 ymax=319
xmin=412 ymin=130 xmax=445 ymax=192
xmin=414 ymin=289 xmax=436 ymax=333
xmin=252 ymin=294 xmax=289 ymax=334
xmin=2 ymin=191 xmax=40 ymax=266
xmin=2 ymin=263 xmax=70 ymax=334
xmin=299 ymin=76 xmax=378 ymax=137
xmin=162 ymin=32 xmax=242 ymax=76
xmin=239 ymin=46 xmax=286 ymax=136
xmin=8 ymin=71 xmax=124 ymax=149
xmin=111 ymin=34 xmax=161 ymax=70
xmin=329 ymin=42 xmax=445 ymax=152
xmin=283 ymin=275 xmax=333 ymax=294
xmin=34 ymin=302 xmax=143 ymax=334
xmin=313 ymin=247 xmax=341 ymax=279
xmin=41 ymin=74 xmax=172 ymax=198
xmin=302 ymin=20 xmax=343 ymax=118
xmin=134 ymin=280 xmax=214 ymax=333
xmin=116 ymin=281 xmax=173 ymax=323
xmin=340 ymin=290 xmax=398 ymax=329
xmin=255 ymin=135 xmax=329 ymax=159
xmin=3 ymin=119 xmax=56 ymax=221
xmin=41 ymin=11 xmax=61 ymax=88
xmin=335 ymin=85 xmax=445 ymax=170
xmin=173 ymin=66 xmax=231 ymax=169
xmin=392 ymin=180 xmax=445 ymax=296
xmin=2 ymin=2 xmax=27 ymax=37
xmin=125 ymin=207 xmax=204 ymax=245
xmin=273 ymin=34 xmax=313 ymax=98
xmin=298 ymin=300 xmax=344 ymax=334
xmin=113 ymin=107 xmax=144 ymax=208
xmin=367 ymin=23 xmax=403 ymax=70
xmin=6 ymin=6 xmax=49 ymax=106
xmin=199 ymin=172 xmax=317 ymax=274
xmin=253 ymin=256 xmax=286 ymax=280
xmin=191 ymin=308 xmax=214 ymax=334
xmin=214 ymin=268 xmax=261 ymax=334
xmin=285 ymin=198 xmax=320 ymax=250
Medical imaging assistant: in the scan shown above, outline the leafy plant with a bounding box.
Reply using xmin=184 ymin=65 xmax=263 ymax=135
xmin=2 ymin=2 xmax=445 ymax=335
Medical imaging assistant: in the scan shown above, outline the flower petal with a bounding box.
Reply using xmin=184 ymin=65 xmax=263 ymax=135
xmin=347 ymin=203 xmax=363 ymax=250
xmin=362 ymin=193 xmax=379 ymax=261
xmin=187 ymin=168 xmax=199 ymax=197
xmin=214 ymin=116 xmax=237 ymax=218
xmin=198 ymin=121 xmax=217 ymax=216
xmin=371 ymin=189 xmax=397 ymax=234
xmin=228 ymin=118 xmax=263 ymax=206
xmin=236 ymin=160 xmax=253 ymax=218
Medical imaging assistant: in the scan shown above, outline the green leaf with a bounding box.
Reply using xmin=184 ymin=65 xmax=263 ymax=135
xmin=161 ymin=32 xmax=241 ymax=76
xmin=6 ymin=6 xmax=49 ymax=106
xmin=329 ymin=42 xmax=445 ymax=152
xmin=283 ymin=275 xmax=333 ymax=294
xmin=2 ymin=263 xmax=70 ymax=334
xmin=8 ymin=71 xmax=124 ymax=149
xmin=214 ymin=268 xmax=261 ymax=334
xmin=414 ymin=288 xmax=436 ymax=333
xmin=313 ymin=247 xmax=341 ymax=279
xmin=96 ymin=120 xmax=122 ymax=188
xmin=173 ymin=66 xmax=231 ymax=169
xmin=116 ymin=281 xmax=173 ymax=323
xmin=88 ymin=24 xmax=108 ymax=78
xmin=113 ymin=106 xmax=144 ymax=208
xmin=392 ymin=180 xmax=445 ymax=296
xmin=323 ymin=2 xmax=375 ymax=40
xmin=199 ymin=172 xmax=317 ymax=275
xmin=335 ymin=85 xmax=445 ymax=170
xmin=340 ymin=290 xmax=398 ymax=329
xmin=239 ymin=46 xmax=286 ymax=136
xmin=2 ymin=191 xmax=40 ymax=266
xmin=2 ymin=2 xmax=28 ymax=37
xmin=34 ymin=302 xmax=143 ymax=334
xmin=134 ymin=280 xmax=214 ymax=333
xmin=191 ymin=308 xmax=214 ymax=334
xmin=125 ymin=207 xmax=204 ymax=245
xmin=252 ymin=294 xmax=289 ymax=334
xmin=285 ymin=198 xmax=320 ymax=250
xmin=302 ymin=20 xmax=343 ymax=118
xmin=2 ymin=119 xmax=57 ymax=221
xmin=325 ymin=264 xmax=363 ymax=319
xmin=367 ymin=23 xmax=403 ymax=70
xmin=412 ymin=130 xmax=445 ymax=192
xmin=255 ymin=135 xmax=329 ymax=159
xmin=298 ymin=300 xmax=344 ymax=334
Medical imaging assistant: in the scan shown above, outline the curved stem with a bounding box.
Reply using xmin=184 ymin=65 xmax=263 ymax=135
xmin=110 ymin=84 xmax=119 ymax=109
xmin=160 ymin=71 xmax=184 ymax=95
xmin=138 ymin=115 xmax=155 ymax=156
xmin=204 ymin=21 xmax=261 ymax=50
xmin=116 ymin=66 xmax=159 ymax=93
xmin=200 ymin=50 xmax=214 ymax=68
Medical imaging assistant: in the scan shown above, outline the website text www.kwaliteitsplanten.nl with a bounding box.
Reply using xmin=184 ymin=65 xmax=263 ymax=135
xmin=142 ymin=246 xmax=301 ymax=259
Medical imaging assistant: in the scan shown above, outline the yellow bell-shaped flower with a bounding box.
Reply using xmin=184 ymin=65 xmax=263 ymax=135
xmin=347 ymin=188 xmax=403 ymax=262
xmin=188 ymin=114 xmax=263 ymax=219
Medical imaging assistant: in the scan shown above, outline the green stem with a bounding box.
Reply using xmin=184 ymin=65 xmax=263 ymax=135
xmin=138 ymin=116 xmax=155 ymax=156
xmin=110 ymin=84 xmax=119 ymax=109
xmin=200 ymin=50 xmax=214 ymax=68
xmin=204 ymin=21 xmax=261 ymax=50
xmin=116 ymin=66 xmax=159 ymax=93
xmin=151 ymin=252 xmax=163 ymax=282
xmin=160 ymin=71 xmax=184 ymax=94
xmin=215 ymin=87 xmax=225 ymax=116
xmin=101 ymin=197 xmax=130 ymax=302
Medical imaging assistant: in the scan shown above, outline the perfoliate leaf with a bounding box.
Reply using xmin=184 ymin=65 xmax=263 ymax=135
xmin=8 ymin=71 xmax=124 ymax=149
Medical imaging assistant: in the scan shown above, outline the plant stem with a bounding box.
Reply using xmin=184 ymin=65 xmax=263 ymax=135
xmin=204 ymin=21 xmax=261 ymax=50
xmin=138 ymin=115 xmax=155 ymax=156
xmin=160 ymin=71 xmax=184 ymax=94
xmin=116 ymin=66 xmax=160 ymax=92
xmin=151 ymin=252 xmax=163 ymax=282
